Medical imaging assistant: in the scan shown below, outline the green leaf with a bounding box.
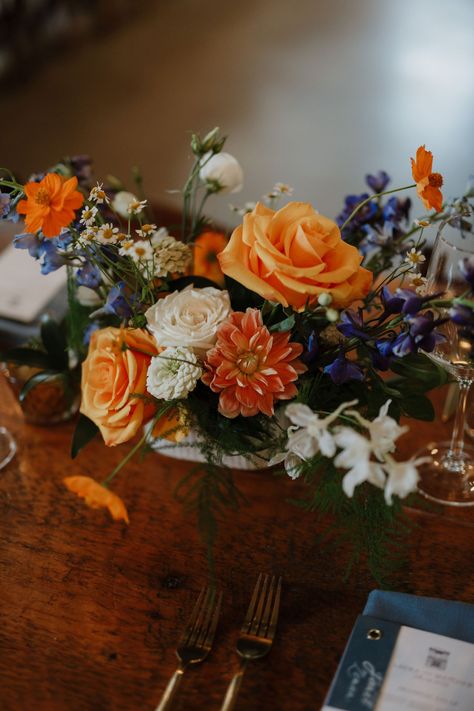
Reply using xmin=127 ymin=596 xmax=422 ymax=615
xmin=40 ymin=318 xmax=68 ymax=370
xmin=398 ymin=394 xmax=435 ymax=421
xmin=269 ymin=314 xmax=296 ymax=332
xmin=390 ymin=353 xmax=449 ymax=390
xmin=0 ymin=347 xmax=53 ymax=369
xmin=19 ymin=370 xmax=62 ymax=402
xmin=71 ymin=414 xmax=99 ymax=459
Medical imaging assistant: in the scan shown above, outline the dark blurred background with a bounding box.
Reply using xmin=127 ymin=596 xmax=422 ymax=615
xmin=1 ymin=0 xmax=473 ymax=225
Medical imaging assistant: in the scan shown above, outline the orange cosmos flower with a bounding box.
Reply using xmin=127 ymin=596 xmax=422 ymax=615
xmin=411 ymin=146 xmax=443 ymax=212
xmin=64 ymin=476 xmax=129 ymax=523
xmin=193 ymin=231 xmax=228 ymax=286
xmin=202 ymin=308 xmax=307 ymax=418
xmin=16 ymin=173 xmax=84 ymax=237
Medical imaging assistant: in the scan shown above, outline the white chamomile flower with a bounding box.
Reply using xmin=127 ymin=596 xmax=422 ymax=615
xmin=80 ymin=205 xmax=98 ymax=226
xmin=404 ymin=247 xmax=426 ymax=270
xmin=118 ymin=239 xmax=135 ymax=254
xmin=128 ymin=239 xmax=154 ymax=263
xmin=408 ymin=273 xmax=428 ymax=294
xmin=152 ymin=235 xmax=192 ymax=277
xmin=413 ymin=218 xmax=431 ymax=228
xmin=78 ymin=225 xmax=99 ymax=245
xmin=127 ymin=198 xmax=147 ymax=215
xmin=146 ymin=347 xmax=202 ymax=400
xmin=273 ymin=182 xmax=294 ymax=196
xmin=96 ymin=222 xmax=120 ymax=244
xmin=229 ymin=201 xmax=256 ymax=216
xmin=89 ymin=183 xmax=109 ymax=204
xmin=135 ymin=223 xmax=157 ymax=238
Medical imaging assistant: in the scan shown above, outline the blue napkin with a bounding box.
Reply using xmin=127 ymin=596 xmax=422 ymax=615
xmin=363 ymin=590 xmax=474 ymax=644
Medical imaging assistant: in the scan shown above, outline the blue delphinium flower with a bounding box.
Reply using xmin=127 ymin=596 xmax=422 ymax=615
xmin=40 ymin=240 xmax=68 ymax=274
xmin=13 ymin=232 xmax=44 ymax=258
xmin=76 ymin=262 xmax=101 ymax=289
xmin=0 ymin=191 xmax=11 ymax=218
xmin=459 ymin=257 xmax=474 ymax=290
xmin=336 ymin=193 xmax=378 ymax=233
xmin=337 ymin=310 xmax=368 ymax=340
xmin=323 ymin=348 xmax=364 ymax=384
xmin=302 ymin=330 xmax=318 ymax=364
xmin=365 ymin=170 xmax=390 ymax=193
xmin=91 ymin=282 xmax=137 ymax=320
xmin=392 ymin=312 xmax=446 ymax=357
xmin=83 ymin=321 xmax=101 ymax=346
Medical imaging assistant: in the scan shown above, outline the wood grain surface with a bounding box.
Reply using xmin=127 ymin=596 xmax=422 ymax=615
xmin=0 ymin=378 xmax=473 ymax=711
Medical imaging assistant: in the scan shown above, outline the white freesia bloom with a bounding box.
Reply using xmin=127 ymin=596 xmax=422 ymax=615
xmin=145 ymin=285 xmax=231 ymax=356
xmin=199 ymin=152 xmax=243 ymax=193
xmin=146 ymin=347 xmax=202 ymax=400
xmin=333 ymin=427 xmax=385 ymax=497
xmin=112 ymin=191 xmax=139 ymax=217
xmin=346 ymin=400 xmax=408 ymax=461
xmin=284 ymin=400 xmax=358 ymax=461
xmin=383 ymin=456 xmax=430 ymax=505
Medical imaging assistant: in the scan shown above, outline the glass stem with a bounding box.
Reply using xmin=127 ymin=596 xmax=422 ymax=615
xmin=447 ymin=379 xmax=472 ymax=461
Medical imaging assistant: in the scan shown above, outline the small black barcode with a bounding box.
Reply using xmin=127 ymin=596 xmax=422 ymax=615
xmin=425 ymin=647 xmax=450 ymax=670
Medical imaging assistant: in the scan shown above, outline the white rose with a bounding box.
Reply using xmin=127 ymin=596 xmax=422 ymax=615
xmin=199 ymin=152 xmax=243 ymax=194
xmin=112 ymin=191 xmax=139 ymax=217
xmin=145 ymin=285 xmax=231 ymax=356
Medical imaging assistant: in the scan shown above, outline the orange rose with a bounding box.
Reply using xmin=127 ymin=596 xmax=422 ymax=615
xmin=218 ymin=202 xmax=372 ymax=311
xmin=80 ymin=327 xmax=159 ymax=446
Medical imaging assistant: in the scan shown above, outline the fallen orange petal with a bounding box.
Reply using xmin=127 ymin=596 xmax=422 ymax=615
xmin=64 ymin=475 xmax=129 ymax=524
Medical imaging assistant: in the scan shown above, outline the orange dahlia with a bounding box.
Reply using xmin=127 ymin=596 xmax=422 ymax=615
xmin=202 ymin=308 xmax=307 ymax=418
xmin=410 ymin=145 xmax=443 ymax=212
xmin=16 ymin=173 xmax=84 ymax=237
xmin=193 ymin=231 xmax=228 ymax=286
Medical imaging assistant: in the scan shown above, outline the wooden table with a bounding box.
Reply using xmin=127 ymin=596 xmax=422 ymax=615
xmin=0 ymin=378 xmax=473 ymax=711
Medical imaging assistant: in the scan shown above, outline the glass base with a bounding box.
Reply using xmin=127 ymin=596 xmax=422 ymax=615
xmin=417 ymin=441 xmax=474 ymax=506
xmin=0 ymin=427 xmax=16 ymax=470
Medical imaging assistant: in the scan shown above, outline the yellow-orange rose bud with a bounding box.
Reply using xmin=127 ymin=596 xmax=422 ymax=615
xmin=218 ymin=202 xmax=372 ymax=311
xmin=80 ymin=327 xmax=159 ymax=446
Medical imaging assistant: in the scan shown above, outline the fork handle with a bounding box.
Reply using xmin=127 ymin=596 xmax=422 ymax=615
xmin=155 ymin=665 xmax=185 ymax=711
xmin=220 ymin=660 xmax=247 ymax=711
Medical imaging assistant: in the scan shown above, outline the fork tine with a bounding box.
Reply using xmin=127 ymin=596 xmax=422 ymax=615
xmin=249 ymin=574 xmax=269 ymax=635
xmin=199 ymin=590 xmax=222 ymax=648
xmin=266 ymin=576 xmax=282 ymax=640
xmin=180 ymin=587 xmax=206 ymax=646
xmin=188 ymin=587 xmax=213 ymax=647
xmin=241 ymin=573 xmax=263 ymax=633
xmin=259 ymin=575 xmax=276 ymax=637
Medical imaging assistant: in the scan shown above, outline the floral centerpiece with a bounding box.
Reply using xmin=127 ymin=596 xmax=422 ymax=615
xmin=1 ymin=129 xmax=473 ymax=580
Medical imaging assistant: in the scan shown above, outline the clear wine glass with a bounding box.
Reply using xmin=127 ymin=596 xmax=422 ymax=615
xmin=416 ymin=205 xmax=474 ymax=505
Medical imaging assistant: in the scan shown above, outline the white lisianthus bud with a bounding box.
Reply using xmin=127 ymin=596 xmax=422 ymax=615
xmin=146 ymin=347 xmax=202 ymax=400
xmin=326 ymin=308 xmax=339 ymax=322
xmin=75 ymin=285 xmax=102 ymax=307
xmin=199 ymin=152 xmax=243 ymax=194
xmin=112 ymin=191 xmax=139 ymax=217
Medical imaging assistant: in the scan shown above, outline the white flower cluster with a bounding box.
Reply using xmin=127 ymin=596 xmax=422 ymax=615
xmin=151 ymin=234 xmax=192 ymax=277
xmin=273 ymin=399 xmax=430 ymax=504
xmin=146 ymin=347 xmax=202 ymax=401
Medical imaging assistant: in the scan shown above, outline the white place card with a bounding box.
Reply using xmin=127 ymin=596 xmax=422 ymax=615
xmin=0 ymin=243 xmax=66 ymax=323
xmin=376 ymin=626 xmax=474 ymax=711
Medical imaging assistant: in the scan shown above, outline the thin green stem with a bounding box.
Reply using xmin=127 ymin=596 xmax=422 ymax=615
xmin=101 ymin=430 xmax=148 ymax=486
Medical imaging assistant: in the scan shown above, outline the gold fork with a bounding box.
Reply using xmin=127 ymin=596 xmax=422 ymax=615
xmin=220 ymin=574 xmax=282 ymax=711
xmin=155 ymin=586 xmax=222 ymax=711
